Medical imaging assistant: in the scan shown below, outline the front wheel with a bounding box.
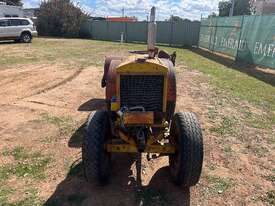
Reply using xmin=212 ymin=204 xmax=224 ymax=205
xmin=82 ymin=111 xmax=111 ymax=184
xmin=169 ymin=112 xmax=203 ymax=187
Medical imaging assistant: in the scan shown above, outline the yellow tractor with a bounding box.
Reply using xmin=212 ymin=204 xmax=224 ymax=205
xmin=82 ymin=7 xmax=203 ymax=188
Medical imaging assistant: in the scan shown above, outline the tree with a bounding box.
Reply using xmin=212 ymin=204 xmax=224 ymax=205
xmin=2 ymin=0 xmax=22 ymax=6
xmin=167 ymin=15 xmax=188 ymax=22
xmin=208 ymin=12 xmax=217 ymax=18
xmin=219 ymin=0 xmax=253 ymax=16
xmin=37 ymin=0 xmax=88 ymax=37
xmin=219 ymin=1 xmax=231 ymax=16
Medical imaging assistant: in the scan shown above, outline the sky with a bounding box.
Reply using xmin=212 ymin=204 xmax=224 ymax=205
xmin=22 ymin=0 xmax=220 ymax=20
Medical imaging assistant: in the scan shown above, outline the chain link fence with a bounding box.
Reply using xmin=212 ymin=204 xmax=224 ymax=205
xmin=199 ymin=15 xmax=275 ymax=69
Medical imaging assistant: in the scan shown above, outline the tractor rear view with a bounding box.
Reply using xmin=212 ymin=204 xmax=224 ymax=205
xmin=82 ymin=7 xmax=203 ymax=188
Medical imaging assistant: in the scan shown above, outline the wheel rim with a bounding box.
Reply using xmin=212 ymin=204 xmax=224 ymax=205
xmin=23 ymin=35 xmax=30 ymax=42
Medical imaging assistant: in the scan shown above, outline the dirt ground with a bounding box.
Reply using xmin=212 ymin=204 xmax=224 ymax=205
xmin=0 ymin=39 xmax=274 ymax=206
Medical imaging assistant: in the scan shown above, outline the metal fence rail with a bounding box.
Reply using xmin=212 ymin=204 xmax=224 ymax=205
xmin=199 ymin=15 xmax=275 ymax=69
xmin=80 ymin=20 xmax=201 ymax=47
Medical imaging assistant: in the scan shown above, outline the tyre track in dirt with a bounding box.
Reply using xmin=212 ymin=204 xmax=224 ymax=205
xmin=13 ymin=65 xmax=104 ymax=118
xmin=0 ymin=64 xmax=88 ymax=109
xmin=20 ymin=67 xmax=84 ymax=100
xmin=0 ymin=64 xmax=93 ymax=146
xmin=0 ymin=65 xmax=48 ymax=87
xmin=0 ymin=67 xmax=63 ymax=103
xmin=25 ymin=100 xmax=66 ymax=108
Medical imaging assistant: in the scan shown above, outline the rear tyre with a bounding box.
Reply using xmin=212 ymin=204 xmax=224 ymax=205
xmin=169 ymin=112 xmax=203 ymax=187
xmin=82 ymin=111 xmax=111 ymax=184
xmin=20 ymin=32 xmax=32 ymax=43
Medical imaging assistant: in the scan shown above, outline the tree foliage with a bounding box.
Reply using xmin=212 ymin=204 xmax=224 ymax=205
xmin=218 ymin=1 xmax=232 ymax=16
xmin=208 ymin=12 xmax=217 ymax=18
xmin=219 ymin=0 xmax=253 ymax=17
xmin=2 ymin=0 xmax=22 ymax=6
xmin=37 ymin=0 xmax=88 ymax=37
xmin=167 ymin=15 xmax=188 ymax=22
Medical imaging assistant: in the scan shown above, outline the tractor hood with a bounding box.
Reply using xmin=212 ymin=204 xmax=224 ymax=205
xmin=116 ymin=55 xmax=169 ymax=75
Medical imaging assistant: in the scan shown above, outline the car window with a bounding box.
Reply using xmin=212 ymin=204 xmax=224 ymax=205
xmin=9 ymin=19 xmax=21 ymax=26
xmin=20 ymin=20 xmax=30 ymax=25
xmin=0 ymin=20 xmax=8 ymax=27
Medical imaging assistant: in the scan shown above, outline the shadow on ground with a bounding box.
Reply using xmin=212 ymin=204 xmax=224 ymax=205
xmin=45 ymin=126 xmax=190 ymax=206
xmin=78 ymin=98 xmax=107 ymax=112
xmin=68 ymin=98 xmax=108 ymax=148
xmin=0 ymin=40 xmax=18 ymax=45
xmin=191 ymin=48 xmax=275 ymax=87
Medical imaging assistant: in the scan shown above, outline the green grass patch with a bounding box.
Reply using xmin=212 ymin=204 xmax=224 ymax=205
xmin=262 ymin=190 xmax=275 ymax=205
xmin=267 ymin=135 xmax=275 ymax=145
xmin=204 ymin=175 xmax=234 ymax=196
xmin=241 ymin=109 xmax=274 ymax=130
xmin=265 ymin=175 xmax=275 ymax=183
xmin=39 ymin=136 xmax=55 ymax=144
xmin=39 ymin=113 xmax=75 ymax=136
xmin=207 ymin=163 xmax=218 ymax=171
xmin=210 ymin=116 xmax=238 ymax=136
xmin=0 ymin=186 xmax=14 ymax=204
xmin=0 ymin=186 xmax=41 ymax=206
xmin=173 ymin=48 xmax=275 ymax=109
xmin=207 ymin=106 xmax=219 ymax=121
xmin=0 ymin=38 xmax=145 ymax=68
xmin=0 ymin=146 xmax=51 ymax=180
xmin=250 ymin=145 xmax=269 ymax=158
xmin=223 ymin=145 xmax=233 ymax=157
xmin=14 ymin=188 xmax=41 ymax=206
xmin=2 ymin=146 xmax=35 ymax=160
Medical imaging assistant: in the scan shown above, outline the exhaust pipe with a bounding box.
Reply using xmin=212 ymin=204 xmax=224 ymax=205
xmin=147 ymin=7 xmax=157 ymax=58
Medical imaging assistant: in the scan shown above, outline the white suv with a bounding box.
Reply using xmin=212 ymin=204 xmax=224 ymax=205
xmin=0 ymin=18 xmax=38 ymax=43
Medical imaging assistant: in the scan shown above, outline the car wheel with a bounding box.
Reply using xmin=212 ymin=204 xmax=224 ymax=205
xmin=20 ymin=33 xmax=32 ymax=43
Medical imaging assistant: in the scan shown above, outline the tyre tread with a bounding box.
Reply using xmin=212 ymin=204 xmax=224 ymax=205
xmin=170 ymin=112 xmax=203 ymax=187
xmin=82 ymin=111 xmax=110 ymax=184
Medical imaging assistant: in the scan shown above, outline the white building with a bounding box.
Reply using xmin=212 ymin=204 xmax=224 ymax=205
xmin=0 ymin=2 xmax=23 ymax=17
xmin=254 ymin=0 xmax=275 ymax=15
xmin=23 ymin=8 xmax=39 ymax=18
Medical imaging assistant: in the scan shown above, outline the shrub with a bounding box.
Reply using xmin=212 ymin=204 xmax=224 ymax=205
xmin=37 ymin=0 xmax=88 ymax=37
